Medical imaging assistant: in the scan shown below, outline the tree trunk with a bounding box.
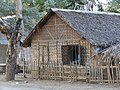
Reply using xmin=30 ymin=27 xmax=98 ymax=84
xmin=16 ymin=0 xmax=24 ymax=33
xmin=5 ymin=0 xmax=23 ymax=81
xmin=0 ymin=0 xmax=23 ymax=81
xmin=5 ymin=38 xmax=17 ymax=81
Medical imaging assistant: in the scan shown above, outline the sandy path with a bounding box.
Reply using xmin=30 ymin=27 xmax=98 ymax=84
xmin=0 ymin=75 xmax=120 ymax=90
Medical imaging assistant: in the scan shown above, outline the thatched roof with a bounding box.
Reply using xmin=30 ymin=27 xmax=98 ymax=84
xmin=96 ymin=43 xmax=120 ymax=58
xmin=22 ymin=8 xmax=120 ymax=47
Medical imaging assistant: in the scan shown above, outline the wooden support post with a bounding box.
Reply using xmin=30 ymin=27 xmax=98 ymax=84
xmin=48 ymin=42 xmax=49 ymax=62
xmin=107 ymin=58 xmax=112 ymax=83
xmin=115 ymin=58 xmax=119 ymax=83
xmin=118 ymin=58 xmax=120 ymax=83
xmin=111 ymin=60 xmax=114 ymax=83
xmin=62 ymin=63 xmax=64 ymax=80
xmin=75 ymin=62 xmax=78 ymax=81
xmin=37 ymin=42 xmax=40 ymax=79
xmin=56 ymin=41 xmax=58 ymax=65
xmin=100 ymin=60 xmax=103 ymax=83
xmin=46 ymin=62 xmax=48 ymax=80
xmin=51 ymin=62 xmax=54 ymax=80
xmin=23 ymin=58 xmax=26 ymax=78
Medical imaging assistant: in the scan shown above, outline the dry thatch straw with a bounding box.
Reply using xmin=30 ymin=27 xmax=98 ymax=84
xmin=53 ymin=8 xmax=120 ymax=48
xmin=97 ymin=43 xmax=120 ymax=59
xmin=23 ymin=8 xmax=120 ymax=48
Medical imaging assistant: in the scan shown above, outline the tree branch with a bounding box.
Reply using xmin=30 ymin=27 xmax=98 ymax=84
xmin=0 ymin=17 xmax=22 ymax=42
xmin=14 ymin=18 xmax=22 ymax=44
xmin=0 ymin=18 xmax=10 ymax=34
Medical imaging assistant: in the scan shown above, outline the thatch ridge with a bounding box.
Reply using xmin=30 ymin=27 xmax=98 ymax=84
xmin=51 ymin=8 xmax=120 ymax=16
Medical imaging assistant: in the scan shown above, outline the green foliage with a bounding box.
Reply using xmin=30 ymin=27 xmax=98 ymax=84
xmin=23 ymin=7 xmax=44 ymax=31
xmin=66 ymin=0 xmax=86 ymax=9
xmin=107 ymin=0 xmax=120 ymax=13
xmin=0 ymin=0 xmax=109 ymax=33
xmin=35 ymin=0 xmax=68 ymax=12
xmin=0 ymin=0 xmax=44 ymax=32
xmin=22 ymin=0 xmax=35 ymax=7
xmin=98 ymin=4 xmax=104 ymax=11
xmin=35 ymin=0 xmax=97 ymax=12
xmin=0 ymin=1 xmax=15 ymax=16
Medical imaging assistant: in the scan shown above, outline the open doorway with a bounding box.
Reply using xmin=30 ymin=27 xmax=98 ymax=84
xmin=62 ymin=45 xmax=80 ymax=65
xmin=62 ymin=45 xmax=87 ymax=65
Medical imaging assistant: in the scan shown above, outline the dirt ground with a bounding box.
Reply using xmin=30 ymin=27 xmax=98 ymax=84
xmin=0 ymin=74 xmax=120 ymax=90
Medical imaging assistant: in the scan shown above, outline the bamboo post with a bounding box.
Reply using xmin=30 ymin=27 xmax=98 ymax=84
xmin=37 ymin=45 xmax=40 ymax=79
xmin=100 ymin=60 xmax=103 ymax=83
xmin=23 ymin=58 xmax=26 ymax=78
xmin=107 ymin=58 xmax=112 ymax=83
xmin=42 ymin=46 xmax=44 ymax=79
xmin=44 ymin=63 xmax=46 ymax=79
xmin=70 ymin=62 xmax=72 ymax=81
xmin=115 ymin=58 xmax=119 ymax=83
xmin=56 ymin=41 xmax=58 ymax=65
xmin=60 ymin=63 xmax=62 ymax=80
xmin=73 ymin=63 xmax=75 ymax=81
xmin=111 ymin=60 xmax=114 ymax=83
xmin=118 ymin=58 xmax=120 ymax=83
xmin=75 ymin=61 xmax=78 ymax=81
xmin=51 ymin=61 xmax=53 ymax=80
xmin=47 ymin=62 xmax=49 ymax=80
xmin=62 ymin=63 xmax=64 ymax=80
xmin=54 ymin=61 xmax=57 ymax=80
xmin=107 ymin=65 xmax=110 ymax=83
xmin=48 ymin=42 xmax=50 ymax=62
xmin=46 ymin=62 xmax=48 ymax=79
xmin=98 ymin=63 xmax=100 ymax=83
xmin=48 ymin=61 xmax=51 ymax=80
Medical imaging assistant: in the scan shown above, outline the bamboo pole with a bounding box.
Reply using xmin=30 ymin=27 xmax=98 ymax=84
xmin=115 ymin=58 xmax=119 ymax=83
xmin=100 ymin=60 xmax=103 ymax=83
xmin=111 ymin=60 xmax=114 ymax=83
xmin=107 ymin=57 xmax=112 ymax=83
xmin=118 ymin=58 xmax=120 ymax=83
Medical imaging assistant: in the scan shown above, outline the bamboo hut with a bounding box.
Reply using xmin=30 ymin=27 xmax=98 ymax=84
xmin=22 ymin=8 xmax=120 ymax=81
xmin=92 ymin=44 xmax=120 ymax=83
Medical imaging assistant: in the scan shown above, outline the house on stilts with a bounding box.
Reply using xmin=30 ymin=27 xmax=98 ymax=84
xmin=22 ymin=8 xmax=120 ymax=83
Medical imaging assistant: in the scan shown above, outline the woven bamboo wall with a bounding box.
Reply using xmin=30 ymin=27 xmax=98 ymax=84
xmin=31 ymin=14 xmax=94 ymax=77
xmin=32 ymin=15 xmax=81 ymax=41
